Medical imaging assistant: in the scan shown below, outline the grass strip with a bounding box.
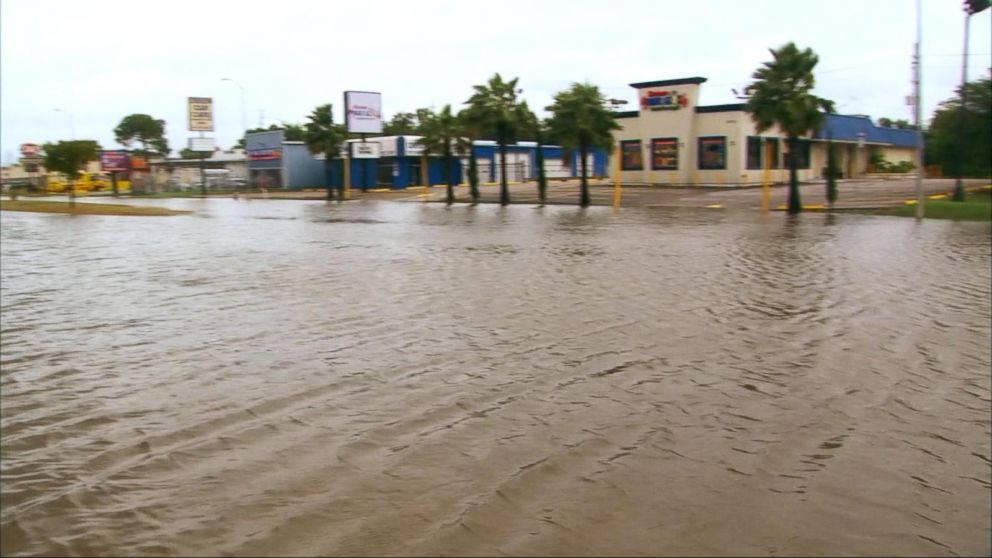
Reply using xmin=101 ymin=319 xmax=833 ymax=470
xmin=1 ymin=200 xmax=191 ymax=216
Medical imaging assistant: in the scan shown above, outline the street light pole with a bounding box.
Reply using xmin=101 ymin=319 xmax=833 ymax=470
xmin=913 ymin=0 xmax=924 ymax=219
xmin=221 ymin=77 xmax=248 ymax=188
xmin=53 ymin=108 xmax=74 ymax=139
xmin=952 ymin=5 xmax=973 ymax=202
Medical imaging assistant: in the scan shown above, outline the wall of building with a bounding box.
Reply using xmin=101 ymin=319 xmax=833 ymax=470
xmin=283 ymin=143 xmax=326 ymax=188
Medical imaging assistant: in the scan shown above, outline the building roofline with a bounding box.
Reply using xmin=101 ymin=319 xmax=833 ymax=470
xmin=613 ymin=110 xmax=640 ymax=119
xmin=629 ymin=77 xmax=707 ymax=89
xmin=695 ymin=103 xmax=746 ymax=113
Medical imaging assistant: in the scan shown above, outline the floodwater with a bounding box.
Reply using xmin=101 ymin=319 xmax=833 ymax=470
xmin=1 ymin=198 xmax=989 ymax=557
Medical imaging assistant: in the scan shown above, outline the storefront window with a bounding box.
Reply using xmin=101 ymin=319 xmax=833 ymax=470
xmin=747 ymin=137 xmax=762 ymax=170
xmin=698 ymin=137 xmax=727 ymax=170
xmin=746 ymin=137 xmax=781 ymax=169
xmin=621 ymin=140 xmax=643 ymax=171
xmin=651 ymin=138 xmax=678 ymax=170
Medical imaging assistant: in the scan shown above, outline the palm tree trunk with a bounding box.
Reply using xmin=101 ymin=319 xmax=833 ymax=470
xmin=536 ymin=142 xmax=546 ymax=205
xmin=499 ymin=142 xmax=509 ymax=205
xmin=787 ymin=135 xmax=801 ymax=214
xmin=579 ymin=144 xmax=590 ymax=207
xmin=468 ymin=149 xmax=480 ymax=204
xmin=68 ymin=178 xmax=76 ymax=207
xmin=826 ymin=138 xmax=838 ymax=206
xmin=444 ymin=143 xmax=454 ymax=205
xmin=326 ymin=160 xmax=335 ymax=201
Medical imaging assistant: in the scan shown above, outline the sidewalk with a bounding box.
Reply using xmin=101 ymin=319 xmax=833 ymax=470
xmin=237 ymin=178 xmax=990 ymax=210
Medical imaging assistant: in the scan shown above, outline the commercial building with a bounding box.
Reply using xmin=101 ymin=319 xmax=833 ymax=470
xmin=612 ymin=77 xmax=918 ymax=186
xmin=247 ymin=131 xmax=609 ymax=191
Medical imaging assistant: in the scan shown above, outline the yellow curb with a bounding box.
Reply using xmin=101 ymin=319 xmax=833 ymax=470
xmin=904 ymin=199 xmax=918 ymax=205
xmin=705 ymin=204 xmax=724 ymax=209
xmin=928 ymin=194 xmax=948 ymax=200
xmin=775 ymin=204 xmax=827 ymax=210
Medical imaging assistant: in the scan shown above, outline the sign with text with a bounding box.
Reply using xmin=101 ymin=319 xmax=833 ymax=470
xmin=188 ymin=97 xmax=214 ymax=131
xmin=344 ymin=91 xmax=383 ymax=134
xmin=100 ymin=150 xmax=131 ymax=171
xmin=188 ymin=137 xmax=215 ymax=152
xmin=248 ymin=148 xmax=282 ymax=161
xmin=641 ymin=90 xmax=688 ymax=111
xmin=350 ymin=141 xmax=381 ymax=159
xmin=20 ymin=143 xmax=41 ymax=157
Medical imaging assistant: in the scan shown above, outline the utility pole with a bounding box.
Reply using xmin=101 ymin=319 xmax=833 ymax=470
xmin=952 ymin=0 xmax=990 ymax=200
xmin=913 ymin=0 xmax=924 ymax=219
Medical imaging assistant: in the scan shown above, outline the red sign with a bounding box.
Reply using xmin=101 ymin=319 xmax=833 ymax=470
xmin=100 ymin=151 xmax=131 ymax=172
xmin=20 ymin=143 xmax=41 ymax=156
xmin=248 ymin=148 xmax=282 ymax=161
xmin=131 ymin=155 xmax=148 ymax=170
xmin=641 ymin=90 xmax=689 ymax=110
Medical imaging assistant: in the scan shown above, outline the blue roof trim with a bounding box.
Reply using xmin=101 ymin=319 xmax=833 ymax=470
xmin=695 ymin=104 xmax=746 ymax=113
xmin=629 ymin=77 xmax=707 ymax=89
xmin=815 ymin=113 xmax=918 ymax=147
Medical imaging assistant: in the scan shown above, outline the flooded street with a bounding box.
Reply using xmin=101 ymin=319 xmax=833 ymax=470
xmin=1 ymin=198 xmax=989 ymax=556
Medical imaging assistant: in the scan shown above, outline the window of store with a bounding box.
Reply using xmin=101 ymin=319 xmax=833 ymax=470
xmin=651 ymin=138 xmax=678 ymax=170
xmin=621 ymin=140 xmax=643 ymax=171
xmin=698 ymin=136 xmax=727 ymax=170
xmin=747 ymin=136 xmax=762 ymax=170
xmin=746 ymin=137 xmax=781 ymax=169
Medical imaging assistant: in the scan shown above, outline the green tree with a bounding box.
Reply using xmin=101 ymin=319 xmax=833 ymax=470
xmin=42 ymin=140 xmax=100 ymax=206
xmin=745 ymin=42 xmax=834 ymax=214
xmin=457 ymin=108 xmax=482 ymax=204
xmin=114 ymin=114 xmax=169 ymax=156
xmin=383 ymin=112 xmax=421 ymax=135
xmin=463 ymin=73 xmax=531 ymax=205
xmin=233 ymin=123 xmax=303 ymax=149
xmin=547 ymin=82 xmax=620 ymax=207
xmin=520 ymin=110 xmax=551 ymax=204
xmin=926 ymin=75 xmax=991 ymax=185
xmin=419 ymin=105 xmax=470 ymax=205
xmin=304 ymin=104 xmax=348 ymax=201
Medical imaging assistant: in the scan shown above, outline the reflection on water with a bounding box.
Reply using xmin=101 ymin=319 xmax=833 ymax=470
xmin=1 ymin=199 xmax=990 ymax=556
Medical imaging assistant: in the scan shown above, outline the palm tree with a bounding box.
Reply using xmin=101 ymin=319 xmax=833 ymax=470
xmin=304 ymin=104 xmax=348 ymax=201
xmin=418 ymin=105 xmax=470 ymax=205
xmin=745 ymin=42 xmax=834 ymax=214
xmin=457 ymin=108 xmax=481 ymax=204
xmin=463 ymin=73 xmax=530 ymax=205
xmin=547 ymin=82 xmax=620 ymax=207
xmin=519 ymin=108 xmax=549 ymax=205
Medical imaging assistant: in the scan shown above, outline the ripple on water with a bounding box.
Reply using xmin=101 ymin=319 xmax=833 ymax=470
xmin=0 ymin=202 xmax=989 ymax=557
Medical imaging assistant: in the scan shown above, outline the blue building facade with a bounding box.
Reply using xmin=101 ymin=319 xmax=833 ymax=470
xmin=249 ymin=131 xmax=609 ymax=190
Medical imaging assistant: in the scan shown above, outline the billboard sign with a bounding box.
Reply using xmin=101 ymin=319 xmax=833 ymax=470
xmin=344 ymin=91 xmax=383 ymax=134
xmin=100 ymin=150 xmax=131 ymax=171
xmin=188 ymin=137 xmax=215 ymax=152
xmin=188 ymin=97 xmax=214 ymax=131
xmin=20 ymin=143 xmax=41 ymax=157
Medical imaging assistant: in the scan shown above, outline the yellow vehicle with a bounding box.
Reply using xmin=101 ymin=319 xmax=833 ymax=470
xmin=46 ymin=172 xmax=113 ymax=193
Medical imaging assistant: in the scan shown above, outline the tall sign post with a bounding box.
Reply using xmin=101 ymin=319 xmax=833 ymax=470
xmin=188 ymin=97 xmax=214 ymax=196
xmin=344 ymin=91 xmax=382 ymax=196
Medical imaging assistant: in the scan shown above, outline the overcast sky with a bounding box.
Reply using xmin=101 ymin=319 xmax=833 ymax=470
xmin=2 ymin=0 xmax=989 ymax=163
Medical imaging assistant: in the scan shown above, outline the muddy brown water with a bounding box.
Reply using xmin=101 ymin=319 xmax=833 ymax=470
xmin=1 ymin=198 xmax=989 ymax=556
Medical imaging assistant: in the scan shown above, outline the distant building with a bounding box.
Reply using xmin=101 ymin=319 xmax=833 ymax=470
xmin=612 ymin=77 xmax=918 ymax=186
